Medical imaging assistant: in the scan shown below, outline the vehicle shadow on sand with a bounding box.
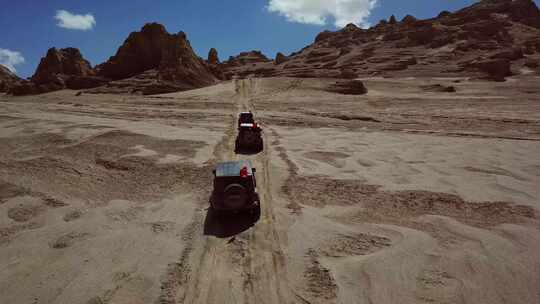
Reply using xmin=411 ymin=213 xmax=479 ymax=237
xmin=203 ymin=206 xmax=261 ymax=238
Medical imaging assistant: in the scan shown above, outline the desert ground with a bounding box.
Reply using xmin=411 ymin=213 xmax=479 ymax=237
xmin=1 ymin=76 xmax=540 ymax=304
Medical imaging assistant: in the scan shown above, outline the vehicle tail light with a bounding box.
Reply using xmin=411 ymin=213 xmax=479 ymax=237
xmin=253 ymin=122 xmax=257 ymax=129
xmin=240 ymin=166 xmax=248 ymax=178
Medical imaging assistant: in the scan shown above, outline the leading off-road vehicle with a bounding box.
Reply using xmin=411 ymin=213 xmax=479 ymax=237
xmin=238 ymin=111 xmax=254 ymax=128
xmin=235 ymin=121 xmax=263 ymax=152
xmin=210 ymin=160 xmax=260 ymax=213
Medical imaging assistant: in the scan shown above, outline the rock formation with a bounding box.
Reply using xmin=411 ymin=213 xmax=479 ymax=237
xmin=465 ymin=58 xmax=512 ymax=81
xmin=9 ymin=47 xmax=105 ymax=95
xmin=32 ymin=47 xmax=94 ymax=84
xmin=208 ymin=48 xmax=220 ymax=65
xmin=219 ymin=0 xmax=540 ymax=82
xmin=223 ymin=50 xmax=270 ymax=67
xmin=220 ymin=50 xmax=272 ymax=79
xmin=275 ymin=52 xmax=288 ymax=65
xmin=0 ymin=65 xmax=21 ymax=92
xmin=97 ymin=23 xmax=216 ymax=91
xmin=326 ymin=80 xmax=368 ymax=95
xmin=11 ymin=23 xmax=217 ymax=95
xmin=205 ymin=48 xmax=225 ymax=80
xmin=97 ymin=23 xmax=170 ymax=80
xmin=7 ymin=0 xmax=540 ymax=95
xmin=420 ymin=84 xmax=456 ymax=93
xmin=401 ymin=15 xmax=417 ymax=24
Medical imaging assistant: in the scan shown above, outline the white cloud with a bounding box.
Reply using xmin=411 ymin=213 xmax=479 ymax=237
xmin=55 ymin=10 xmax=96 ymax=30
xmin=0 ymin=48 xmax=25 ymax=73
xmin=267 ymin=0 xmax=378 ymax=28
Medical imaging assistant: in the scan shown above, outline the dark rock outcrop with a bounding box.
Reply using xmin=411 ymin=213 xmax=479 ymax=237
xmin=206 ymin=48 xmax=225 ymax=80
xmin=9 ymin=47 xmax=100 ymax=95
xmin=8 ymin=81 xmax=40 ymax=96
xmin=490 ymin=48 xmax=524 ymax=61
xmin=97 ymin=23 xmax=169 ymax=80
xmin=326 ymin=80 xmax=367 ymax=95
xmin=438 ymin=11 xmax=451 ymax=18
xmin=208 ymin=48 xmax=220 ymax=65
xmin=420 ymin=84 xmax=456 ymax=93
xmin=340 ymin=68 xmax=357 ymax=79
xmin=451 ymin=0 xmax=540 ymax=29
xmin=31 ymin=47 xmax=94 ymax=85
xmin=65 ymin=76 xmax=109 ymax=90
xmin=223 ymin=51 xmax=270 ymax=66
xmin=0 ymin=65 xmax=21 ymax=92
xmin=401 ymin=15 xmax=417 ymax=24
xmin=220 ymin=50 xmax=272 ymax=79
xmin=275 ymin=52 xmax=288 ymax=65
xmin=97 ymin=23 xmax=216 ymax=91
xmin=464 ymin=58 xmax=512 ymax=81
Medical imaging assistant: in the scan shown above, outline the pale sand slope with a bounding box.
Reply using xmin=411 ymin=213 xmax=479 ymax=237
xmin=1 ymin=77 xmax=539 ymax=304
xmin=268 ymin=126 xmax=540 ymax=304
xmin=0 ymin=84 xmax=233 ymax=304
xmin=251 ymin=77 xmax=540 ymax=304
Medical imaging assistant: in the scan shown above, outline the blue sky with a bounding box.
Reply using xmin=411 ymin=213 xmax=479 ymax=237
xmin=1 ymin=0 xmax=538 ymax=78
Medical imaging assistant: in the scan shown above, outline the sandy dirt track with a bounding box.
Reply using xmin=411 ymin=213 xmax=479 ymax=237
xmin=1 ymin=76 xmax=540 ymax=304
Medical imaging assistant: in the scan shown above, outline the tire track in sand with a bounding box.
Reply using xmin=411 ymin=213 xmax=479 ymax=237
xmin=161 ymin=78 xmax=292 ymax=304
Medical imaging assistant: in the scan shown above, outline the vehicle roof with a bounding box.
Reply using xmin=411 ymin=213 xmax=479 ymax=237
xmin=215 ymin=160 xmax=254 ymax=177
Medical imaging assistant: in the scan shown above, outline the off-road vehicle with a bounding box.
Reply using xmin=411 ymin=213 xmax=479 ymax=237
xmin=235 ymin=122 xmax=263 ymax=153
xmin=238 ymin=111 xmax=255 ymax=128
xmin=210 ymin=160 xmax=260 ymax=213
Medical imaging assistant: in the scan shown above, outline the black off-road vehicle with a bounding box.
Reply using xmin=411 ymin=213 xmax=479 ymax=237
xmin=210 ymin=160 xmax=260 ymax=214
xmin=238 ymin=111 xmax=255 ymax=128
xmin=235 ymin=122 xmax=263 ymax=153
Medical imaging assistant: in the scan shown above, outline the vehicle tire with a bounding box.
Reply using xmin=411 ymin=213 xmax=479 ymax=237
xmin=252 ymin=193 xmax=260 ymax=205
xmin=250 ymin=194 xmax=261 ymax=218
xmin=250 ymin=204 xmax=261 ymax=219
xmin=223 ymin=183 xmax=248 ymax=209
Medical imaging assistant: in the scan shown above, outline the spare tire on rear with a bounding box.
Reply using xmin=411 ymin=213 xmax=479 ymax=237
xmin=223 ymin=183 xmax=247 ymax=209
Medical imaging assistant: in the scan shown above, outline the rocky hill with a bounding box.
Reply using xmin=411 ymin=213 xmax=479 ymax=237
xmin=9 ymin=47 xmax=108 ymax=95
xmin=0 ymin=65 xmax=21 ymax=93
xmin=5 ymin=0 xmax=540 ymax=95
xmin=87 ymin=23 xmax=217 ymax=94
xmin=9 ymin=23 xmax=217 ymax=95
xmin=221 ymin=0 xmax=540 ymax=81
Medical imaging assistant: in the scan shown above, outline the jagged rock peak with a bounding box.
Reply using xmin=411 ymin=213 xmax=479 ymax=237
xmin=228 ymin=50 xmax=270 ymax=63
xmin=401 ymin=15 xmax=417 ymax=24
xmin=140 ymin=22 xmax=167 ymax=34
xmin=456 ymin=0 xmax=540 ymax=28
xmin=0 ymin=64 xmax=19 ymax=80
xmin=208 ymin=48 xmax=220 ymax=65
xmin=31 ymin=47 xmax=94 ymax=85
xmin=344 ymin=23 xmax=358 ymax=31
xmin=275 ymin=52 xmax=288 ymax=65
xmin=96 ymin=22 xmax=215 ymax=89
xmin=0 ymin=64 xmax=21 ymax=92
